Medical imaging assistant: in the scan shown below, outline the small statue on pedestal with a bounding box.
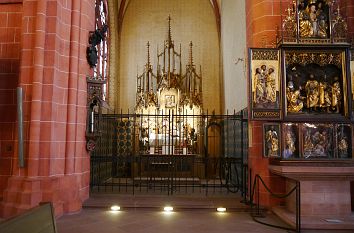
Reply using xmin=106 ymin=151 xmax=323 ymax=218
xmin=286 ymin=80 xmax=304 ymax=113
xmin=331 ymin=76 xmax=341 ymax=113
xmin=305 ymin=74 xmax=319 ymax=111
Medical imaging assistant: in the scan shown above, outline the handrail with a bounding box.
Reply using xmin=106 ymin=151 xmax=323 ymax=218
xmin=249 ymin=172 xmax=301 ymax=233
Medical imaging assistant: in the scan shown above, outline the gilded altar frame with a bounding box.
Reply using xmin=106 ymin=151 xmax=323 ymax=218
xmin=280 ymin=122 xmax=352 ymax=160
xmin=249 ymin=48 xmax=281 ymax=120
xmin=279 ymin=0 xmax=349 ymax=45
xmin=282 ymin=48 xmax=350 ymax=121
xmin=249 ymin=0 xmax=353 ymax=161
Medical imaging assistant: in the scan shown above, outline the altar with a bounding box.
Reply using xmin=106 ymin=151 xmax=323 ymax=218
xmin=134 ymin=16 xmax=203 ymax=157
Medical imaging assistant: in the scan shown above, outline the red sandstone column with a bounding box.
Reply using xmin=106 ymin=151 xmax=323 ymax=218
xmin=246 ymin=0 xmax=287 ymax=207
xmin=0 ymin=2 xmax=22 ymax=200
xmin=0 ymin=0 xmax=94 ymax=219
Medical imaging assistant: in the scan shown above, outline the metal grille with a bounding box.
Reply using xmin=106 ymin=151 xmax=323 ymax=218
xmin=90 ymin=110 xmax=248 ymax=196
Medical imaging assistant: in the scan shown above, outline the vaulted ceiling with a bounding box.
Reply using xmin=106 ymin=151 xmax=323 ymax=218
xmin=116 ymin=0 xmax=221 ymax=36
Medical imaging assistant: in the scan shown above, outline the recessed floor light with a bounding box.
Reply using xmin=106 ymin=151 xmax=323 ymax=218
xmin=164 ymin=206 xmax=173 ymax=212
xmin=216 ymin=207 xmax=226 ymax=212
xmin=110 ymin=205 xmax=121 ymax=211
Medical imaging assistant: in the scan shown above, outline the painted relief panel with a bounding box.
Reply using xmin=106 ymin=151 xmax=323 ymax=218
xmin=284 ymin=50 xmax=348 ymax=120
xmin=280 ymin=0 xmax=348 ymax=44
xmin=250 ymin=49 xmax=281 ymax=120
xmin=282 ymin=123 xmax=299 ymax=159
xmin=297 ymin=0 xmax=330 ymax=40
xmin=281 ymin=123 xmax=352 ymax=160
xmin=301 ymin=123 xmax=333 ymax=159
xmin=263 ymin=123 xmax=281 ymax=158
xmin=335 ymin=124 xmax=351 ymax=159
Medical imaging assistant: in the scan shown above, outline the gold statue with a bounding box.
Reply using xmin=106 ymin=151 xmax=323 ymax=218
xmin=253 ymin=68 xmax=265 ymax=104
xmin=316 ymin=1 xmax=328 ymax=38
xmin=331 ymin=76 xmax=341 ymax=113
xmin=303 ymin=131 xmax=314 ymax=155
xmin=318 ymin=79 xmax=331 ymax=110
xmin=265 ymin=68 xmax=277 ymax=103
xmin=314 ymin=130 xmax=328 ymax=156
xmin=338 ymin=137 xmax=348 ymax=157
xmin=284 ymin=129 xmax=296 ymax=158
xmin=299 ymin=1 xmax=328 ymax=38
xmin=305 ymin=74 xmax=319 ymax=110
xmin=265 ymin=127 xmax=279 ymax=157
xmin=286 ymin=81 xmax=304 ymax=113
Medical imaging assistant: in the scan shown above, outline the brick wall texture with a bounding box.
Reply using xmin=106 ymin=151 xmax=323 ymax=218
xmin=0 ymin=0 xmax=94 ymax=218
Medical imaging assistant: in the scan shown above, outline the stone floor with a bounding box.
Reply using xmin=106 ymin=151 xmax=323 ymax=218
xmin=56 ymin=194 xmax=354 ymax=233
xmin=57 ymin=208 xmax=289 ymax=233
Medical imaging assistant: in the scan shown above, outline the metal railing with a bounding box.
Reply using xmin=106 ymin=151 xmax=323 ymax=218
xmin=91 ymin=155 xmax=247 ymax=196
xmin=249 ymin=171 xmax=301 ymax=232
xmin=90 ymin=111 xmax=248 ymax=196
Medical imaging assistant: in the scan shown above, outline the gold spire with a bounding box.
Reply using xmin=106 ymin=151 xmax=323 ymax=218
xmin=167 ymin=15 xmax=172 ymax=46
xmin=189 ymin=41 xmax=194 ymax=66
xmin=146 ymin=41 xmax=151 ymax=68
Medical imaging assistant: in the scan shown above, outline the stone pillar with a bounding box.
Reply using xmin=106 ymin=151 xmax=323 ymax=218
xmin=0 ymin=0 xmax=94 ymax=218
xmin=0 ymin=2 xmax=22 ymax=201
xmin=246 ymin=0 xmax=287 ymax=207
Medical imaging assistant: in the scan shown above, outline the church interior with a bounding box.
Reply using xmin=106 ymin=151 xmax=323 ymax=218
xmin=0 ymin=0 xmax=354 ymax=232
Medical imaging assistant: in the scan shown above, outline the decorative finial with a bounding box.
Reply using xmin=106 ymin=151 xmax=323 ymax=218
xmin=147 ymin=41 xmax=151 ymax=66
xmin=189 ymin=41 xmax=194 ymax=65
xmin=167 ymin=15 xmax=172 ymax=44
xmin=286 ymin=6 xmax=292 ymax=18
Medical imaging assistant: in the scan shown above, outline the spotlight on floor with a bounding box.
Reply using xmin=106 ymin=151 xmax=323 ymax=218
xmin=110 ymin=205 xmax=121 ymax=211
xmin=216 ymin=207 xmax=226 ymax=212
xmin=163 ymin=206 xmax=174 ymax=212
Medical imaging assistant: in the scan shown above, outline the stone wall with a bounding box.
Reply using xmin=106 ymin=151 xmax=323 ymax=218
xmin=0 ymin=2 xmax=22 ymax=200
xmin=118 ymin=0 xmax=221 ymax=113
xmin=0 ymin=0 xmax=94 ymax=218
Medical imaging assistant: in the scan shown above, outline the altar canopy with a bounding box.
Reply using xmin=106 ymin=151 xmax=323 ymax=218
xmin=135 ymin=17 xmax=203 ymax=154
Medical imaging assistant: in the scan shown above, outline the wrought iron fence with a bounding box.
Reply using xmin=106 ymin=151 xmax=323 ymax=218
xmin=90 ymin=110 xmax=248 ymax=196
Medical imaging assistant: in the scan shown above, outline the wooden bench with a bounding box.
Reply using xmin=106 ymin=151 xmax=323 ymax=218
xmin=0 ymin=203 xmax=57 ymax=233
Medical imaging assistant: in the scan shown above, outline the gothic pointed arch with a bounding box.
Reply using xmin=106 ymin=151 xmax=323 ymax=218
xmin=112 ymin=0 xmax=221 ymax=112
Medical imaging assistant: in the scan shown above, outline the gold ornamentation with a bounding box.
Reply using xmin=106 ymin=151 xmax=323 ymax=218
xmin=282 ymin=6 xmax=297 ymax=38
xmin=253 ymin=111 xmax=280 ymax=118
xmin=253 ymin=65 xmax=277 ymax=105
xmin=135 ymin=17 xmax=203 ymax=112
xmin=299 ymin=0 xmax=328 ymax=39
xmin=265 ymin=125 xmax=279 ymax=157
xmin=302 ymin=123 xmax=333 ymax=158
xmin=332 ymin=5 xmax=348 ymax=40
xmin=305 ymin=74 xmax=319 ymax=110
xmin=285 ymin=51 xmax=342 ymax=67
xmin=331 ymin=76 xmax=341 ymax=113
xmin=252 ymin=50 xmax=278 ymax=61
xmin=286 ymin=81 xmax=304 ymax=113
xmin=283 ymin=123 xmax=297 ymax=159
xmin=279 ymin=0 xmax=349 ymax=44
